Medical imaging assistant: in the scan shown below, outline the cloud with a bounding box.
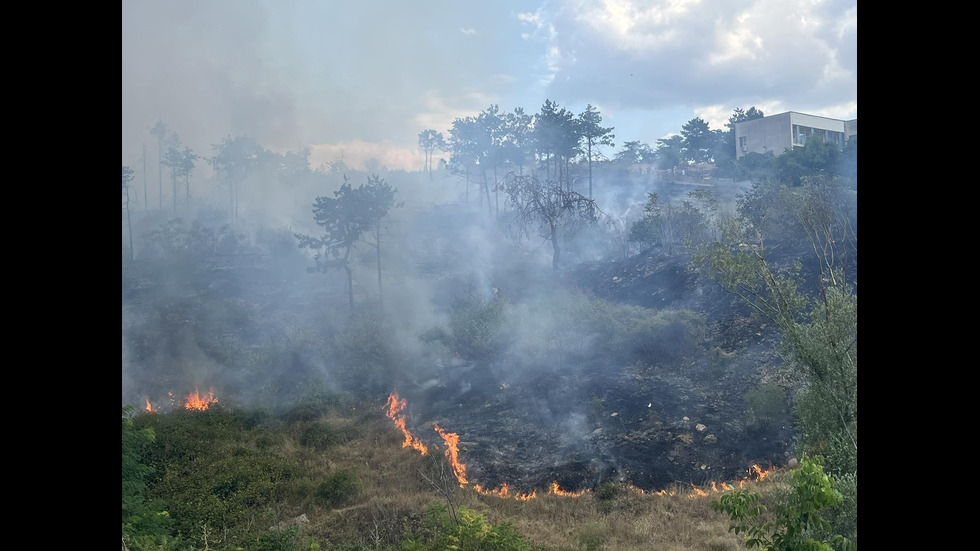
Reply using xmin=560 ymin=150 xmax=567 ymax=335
xmin=459 ymin=27 xmax=478 ymax=36
xmin=539 ymin=0 xmax=856 ymax=121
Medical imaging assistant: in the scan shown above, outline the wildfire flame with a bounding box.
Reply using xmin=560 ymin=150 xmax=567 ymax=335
xmin=384 ymin=392 xmax=429 ymax=455
xmin=184 ymin=387 xmax=218 ymax=410
xmin=144 ymin=398 xmax=156 ymax=413
xmin=380 ymin=393 xmax=778 ymax=501
xmin=433 ymin=422 xmax=468 ymax=486
xmin=549 ymin=481 xmax=585 ymax=497
xmin=473 ymin=483 xmax=538 ymax=501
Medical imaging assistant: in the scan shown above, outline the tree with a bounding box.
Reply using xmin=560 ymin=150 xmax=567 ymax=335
xmin=149 ymin=121 xmax=169 ymax=210
xmin=358 ymin=175 xmax=400 ymax=318
xmin=500 ymin=174 xmax=599 ymax=271
xmin=295 ymin=175 xmax=399 ymax=317
xmin=209 ymin=136 xmax=260 ymax=222
xmin=654 ymin=136 xmax=683 ymax=170
xmin=162 ymin=145 xmax=198 ymax=213
xmin=476 ymin=105 xmax=507 ymax=213
xmin=447 ymin=115 xmax=481 ymax=206
xmin=578 ymin=104 xmax=615 ymax=199
xmin=680 ymin=117 xmax=715 ymax=163
xmin=503 ymin=107 xmax=534 ymax=176
xmin=614 ymin=140 xmax=654 ymax=165
xmin=418 ymin=129 xmax=447 ymax=180
xmin=775 ymin=136 xmax=842 ymax=187
xmin=122 ymin=166 xmax=135 ymax=261
xmin=695 ymin=174 xmax=856 ymax=477
xmin=534 ymin=100 xmax=581 ymax=191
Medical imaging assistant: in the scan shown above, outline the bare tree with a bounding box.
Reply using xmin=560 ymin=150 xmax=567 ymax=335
xmin=122 ymin=166 xmax=135 ymax=261
xmin=501 ymin=174 xmax=600 ymax=271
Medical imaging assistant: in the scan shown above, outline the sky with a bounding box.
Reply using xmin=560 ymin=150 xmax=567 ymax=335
xmin=122 ymin=0 xmax=857 ymax=173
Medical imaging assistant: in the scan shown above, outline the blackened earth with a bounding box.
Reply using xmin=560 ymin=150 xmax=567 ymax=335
xmin=398 ymin=249 xmax=799 ymax=494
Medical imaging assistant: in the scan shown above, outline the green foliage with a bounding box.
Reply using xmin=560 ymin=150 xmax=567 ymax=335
xmin=743 ymin=383 xmax=788 ymax=432
xmin=448 ymin=296 xmax=508 ymax=361
xmin=299 ymin=422 xmax=338 ymax=451
xmin=837 ymin=136 xmax=857 ymax=185
xmin=734 ymin=152 xmax=776 ymax=182
xmin=711 ymin=457 xmax=853 ymax=551
xmin=628 ymin=190 xmax=719 ymax=255
xmin=122 ymin=406 xmax=177 ymax=550
xmin=774 ymin=137 xmax=841 ymax=187
xmin=255 ymin=526 xmax=300 ymax=551
xmin=283 ymin=401 xmax=329 ymax=423
xmin=594 ymin=483 xmax=619 ymax=501
xmin=825 ymin=472 xmax=857 ymax=547
xmin=695 ymin=174 xmax=856 ymax=477
xmin=401 ymin=503 xmax=533 ymax=551
xmin=681 ymin=117 xmax=716 ymax=163
xmin=332 ymin=317 xmax=397 ymax=393
xmin=132 ymin=408 xmax=297 ymax=549
xmin=294 ymin=174 xmax=399 ymax=313
xmin=315 ymin=469 xmax=361 ymax=508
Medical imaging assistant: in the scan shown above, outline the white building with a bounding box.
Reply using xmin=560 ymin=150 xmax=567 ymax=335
xmin=734 ymin=111 xmax=857 ymax=159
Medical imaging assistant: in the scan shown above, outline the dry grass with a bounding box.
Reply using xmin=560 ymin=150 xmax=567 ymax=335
xmin=179 ymin=395 xmax=793 ymax=550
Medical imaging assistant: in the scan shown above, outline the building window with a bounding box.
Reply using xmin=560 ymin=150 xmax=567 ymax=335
xmin=739 ymin=136 xmax=747 ymax=151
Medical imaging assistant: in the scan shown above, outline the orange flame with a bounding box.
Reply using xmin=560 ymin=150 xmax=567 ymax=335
xmin=549 ymin=481 xmax=585 ymax=497
xmin=433 ymin=423 xmax=468 ymax=486
xmin=688 ymin=483 xmax=709 ymax=498
xmin=474 ymin=483 xmax=538 ymax=501
xmin=145 ymin=398 xmax=156 ymax=413
xmin=184 ymin=388 xmax=218 ymax=410
xmin=384 ymin=392 xmax=428 ymax=455
xmin=749 ymin=464 xmax=772 ymax=481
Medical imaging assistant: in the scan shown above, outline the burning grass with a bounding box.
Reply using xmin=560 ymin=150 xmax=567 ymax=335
xmin=126 ymin=392 xmax=791 ymax=550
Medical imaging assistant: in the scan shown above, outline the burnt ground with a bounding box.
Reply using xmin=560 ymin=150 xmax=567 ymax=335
xmin=396 ymin=248 xmax=800 ymax=494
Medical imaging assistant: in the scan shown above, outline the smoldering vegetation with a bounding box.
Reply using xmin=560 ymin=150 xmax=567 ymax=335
xmin=122 ymin=125 xmax=853 ymax=495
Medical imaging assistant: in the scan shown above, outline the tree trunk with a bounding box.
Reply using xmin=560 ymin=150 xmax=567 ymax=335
xmin=588 ymin=141 xmax=593 ymax=199
xmin=376 ymin=223 xmax=383 ymax=320
xmin=158 ymin=143 xmax=163 ymax=209
xmin=143 ymin=142 xmax=148 ymax=211
xmin=125 ymin=190 xmax=134 ymax=261
xmin=345 ymin=264 xmax=354 ymax=317
xmin=550 ymin=222 xmax=560 ymax=272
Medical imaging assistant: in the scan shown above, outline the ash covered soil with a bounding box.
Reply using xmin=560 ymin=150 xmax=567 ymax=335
xmin=398 ymin=250 xmax=798 ymax=493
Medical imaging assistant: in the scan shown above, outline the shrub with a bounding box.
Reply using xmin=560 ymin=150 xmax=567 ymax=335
xmin=594 ymin=483 xmax=619 ymax=501
xmin=711 ymin=457 xmax=853 ymax=551
xmin=448 ymin=296 xmax=508 ymax=361
xmin=401 ymin=503 xmax=532 ymax=551
xmin=315 ymin=469 xmax=360 ymax=508
xmin=299 ymin=423 xmax=337 ymax=451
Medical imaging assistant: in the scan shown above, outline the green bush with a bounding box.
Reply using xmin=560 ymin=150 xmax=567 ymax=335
xmin=315 ymin=469 xmax=361 ymax=508
xmin=594 ymin=483 xmax=619 ymax=501
xmin=401 ymin=503 xmax=532 ymax=551
xmin=711 ymin=457 xmax=853 ymax=551
xmin=299 ymin=422 xmax=337 ymax=451
xmin=284 ymin=401 xmax=329 ymax=424
xmin=448 ymin=296 xmax=508 ymax=361
xmin=333 ymin=318 xmax=397 ymax=392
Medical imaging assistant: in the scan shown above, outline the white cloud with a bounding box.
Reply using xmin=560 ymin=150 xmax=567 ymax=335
xmin=459 ymin=27 xmax=478 ymax=36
